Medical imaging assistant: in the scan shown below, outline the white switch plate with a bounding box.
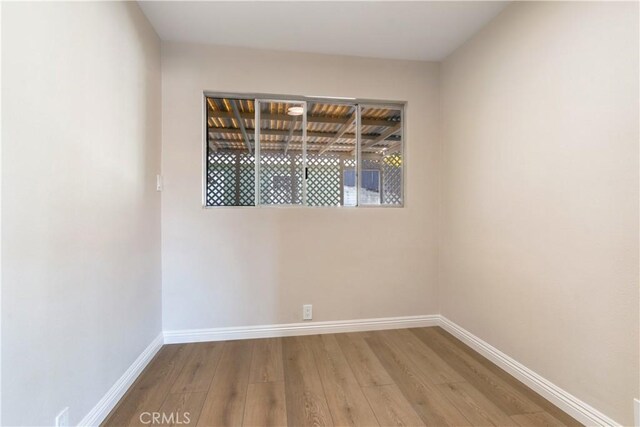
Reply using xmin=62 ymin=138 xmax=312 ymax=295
xmin=55 ymin=407 xmax=69 ymax=427
xmin=303 ymin=304 xmax=312 ymax=320
xmin=156 ymin=174 xmax=163 ymax=191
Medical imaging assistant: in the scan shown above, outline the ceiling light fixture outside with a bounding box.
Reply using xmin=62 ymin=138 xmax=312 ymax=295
xmin=287 ymin=106 xmax=304 ymax=116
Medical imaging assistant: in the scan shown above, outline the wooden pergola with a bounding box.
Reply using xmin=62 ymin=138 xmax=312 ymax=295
xmin=206 ymin=97 xmax=402 ymax=158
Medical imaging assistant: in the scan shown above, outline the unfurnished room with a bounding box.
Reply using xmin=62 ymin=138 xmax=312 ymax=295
xmin=1 ymin=1 xmax=639 ymax=426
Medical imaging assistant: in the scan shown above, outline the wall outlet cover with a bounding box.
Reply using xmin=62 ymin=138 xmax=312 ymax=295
xmin=303 ymin=304 xmax=312 ymax=320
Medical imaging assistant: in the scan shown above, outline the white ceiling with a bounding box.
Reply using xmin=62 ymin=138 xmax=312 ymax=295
xmin=138 ymin=1 xmax=509 ymax=61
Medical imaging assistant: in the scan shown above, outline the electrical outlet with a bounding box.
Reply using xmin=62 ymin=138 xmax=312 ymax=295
xmin=55 ymin=407 xmax=69 ymax=427
xmin=303 ymin=304 xmax=312 ymax=320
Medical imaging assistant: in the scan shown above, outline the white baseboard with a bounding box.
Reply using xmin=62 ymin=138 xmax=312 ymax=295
xmin=78 ymin=333 xmax=163 ymax=427
xmin=163 ymin=315 xmax=439 ymax=344
xmin=438 ymin=316 xmax=620 ymax=427
xmin=81 ymin=315 xmax=620 ymax=427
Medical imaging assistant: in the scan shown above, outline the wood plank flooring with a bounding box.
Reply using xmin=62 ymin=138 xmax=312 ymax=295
xmin=102 ymin=327 xmax=582 ymax=427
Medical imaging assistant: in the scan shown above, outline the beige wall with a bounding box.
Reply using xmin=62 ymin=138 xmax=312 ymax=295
xmin=1 ymin=2 xmax=162 ymax=425
xmin=161 ymin=43 xmax=440 ymax=330
xmin=3 ymin=2 xmax=636 ymax=425
xmin=440 ymin=2 xmax=639 ymax=425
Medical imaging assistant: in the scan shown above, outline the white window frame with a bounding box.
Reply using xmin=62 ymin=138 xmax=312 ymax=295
xmin=202 ymin=92 xmax=406 ymax=208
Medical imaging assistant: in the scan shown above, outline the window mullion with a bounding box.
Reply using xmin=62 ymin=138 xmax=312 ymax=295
xmin=356 ymin=104 xmax=362 ymax=207
xmin=254 ymin=99 xmax=261 ymax=206
xmin=302 ymin=101 xmax=308 ymax=206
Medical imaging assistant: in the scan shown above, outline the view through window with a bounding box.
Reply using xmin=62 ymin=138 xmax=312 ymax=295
xmin=205 ymin=95 xmax=403 ymax=207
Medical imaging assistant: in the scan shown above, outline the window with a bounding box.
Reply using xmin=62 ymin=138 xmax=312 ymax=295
xmin=360 ymin=170 xmax=382 ymax=204
xmin=205 ymin=95 xmax=404 ymax=207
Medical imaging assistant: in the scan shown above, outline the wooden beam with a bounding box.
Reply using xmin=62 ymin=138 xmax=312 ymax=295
xmin=382 ymin=141 xmax=402 ymax=155
xmin=208 ymin=109 xmax=395 ymax=127
xmin=358 ymin=124 xmax=401 ymax=151
xmin=361 ymin=123 xmax=401 ymax=148
xmin=283 ymin=116 xmax=298 ymax=155
xmin=208 ymin=140 xmax=220 ymax=152
xmin=230 ymin=100 xmax=253 ymax=153
xmin=213 ymin=147 xmax=383 ymax=161
xmin=208 ymin=127 xmax=400 ymax=142
xmin=209 ymin=140 xmax=348 ymax=151
xmin=208 ymin=140 xmax=386 ymax=157
xmin=319 ymin=112 xmax=356 ymax=155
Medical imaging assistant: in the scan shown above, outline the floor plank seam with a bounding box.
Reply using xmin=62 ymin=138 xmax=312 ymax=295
xmin=102 ymin=328 xmax=583 ymax=427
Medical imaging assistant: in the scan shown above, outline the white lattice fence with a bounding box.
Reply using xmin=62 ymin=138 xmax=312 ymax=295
xmin=382 ymin=154 xmax=403 ymax=205
xmin=306 ymin=154 xmax=341 ymax=206
xmin=238 ymin=154 xmax=255 ymax=206
xmin=207 ymin=150 xmax=401 ymax=206
xmin=362 ymin=156 xmax=403 ymax=205
xmin=206 ymin=151 xmax=255 ymax=206
xmin=206 ymin=152 xmax=236 ymax=206
xmin=259 ymin=152 xmax=303 ymax=205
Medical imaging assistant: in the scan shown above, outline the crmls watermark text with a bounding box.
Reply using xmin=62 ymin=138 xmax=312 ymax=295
xmin=139 ymin=412 xmax=191 ymax=425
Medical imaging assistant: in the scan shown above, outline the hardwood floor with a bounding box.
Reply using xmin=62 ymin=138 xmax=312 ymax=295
xmin=102 ymin=327 xmax=582 ymax=427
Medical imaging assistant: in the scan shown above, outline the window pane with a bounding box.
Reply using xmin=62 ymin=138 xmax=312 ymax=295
xmin=359 ymin=105 xmax=403 ymax=206
xmin=360 ymin=169 xmax=381 ymax=204
xmin=306 ymin=102 xmax=357 ymax=207
xmin=205 ymin=96 xmax=404 ymax=208
xmin=257 ymin=100 xmax=305 ymax=205
xmin=206 ymin=97 xmax=255 ymax=206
